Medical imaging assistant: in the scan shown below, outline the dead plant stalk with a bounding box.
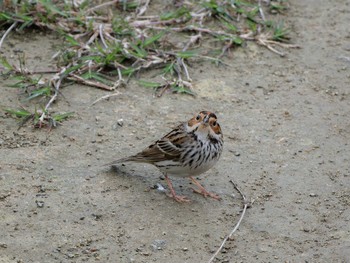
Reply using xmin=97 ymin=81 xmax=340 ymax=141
xmin=208 ymin=181 xmax=249 ymax=263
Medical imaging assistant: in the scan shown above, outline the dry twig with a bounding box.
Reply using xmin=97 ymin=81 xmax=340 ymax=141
xmin=85 ymin=0 xmax=120 ymax=14
xmin=258 ymin=0 xmax=266 ymax=22
xmin=69 ymin=74 xmax=114 ymax=90
xmin=137 ymin=0 xmax=151 ymax=16
xmin=90 ymin=91 xmax=121 ymax=106
xmin=38 ymin=69 xmax=65 ymax=125
xmin=208 ymin=180 xmax=250 ymax=263
xmin=0 ymin=21 xmax=18 ymax=51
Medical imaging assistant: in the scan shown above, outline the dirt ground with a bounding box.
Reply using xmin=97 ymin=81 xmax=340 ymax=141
xmin=1 ymin=0 xmax=349 ymax=262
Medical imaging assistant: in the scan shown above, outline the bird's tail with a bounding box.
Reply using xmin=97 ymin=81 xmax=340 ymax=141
xmin=105 ymin=154 xmax=149 ymax=166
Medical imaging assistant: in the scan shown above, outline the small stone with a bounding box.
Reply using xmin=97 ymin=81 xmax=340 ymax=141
xmin=0 ymin=243 xmax=7 ymax=248
xmin=155 ymin=183 xmax=166 ymax=192
xmin=182 ymin=247 xmax=188 ymax=251
xmin=303 ymin=227 xmax=310 ymax=232
xmin=117 ymin=119 xmax=124 ymax=127
xmin=92 ymin=214 xmax=102 ymax=220
xmin=36 ymin=200 xmax=45 ymax=208
xmin=151 ymin=240 xmax=166 ymax=251
xmin=16 ymin=165 xmax=25 ymax=170
xmin=309 ymin=193 xmax=317 ymax=197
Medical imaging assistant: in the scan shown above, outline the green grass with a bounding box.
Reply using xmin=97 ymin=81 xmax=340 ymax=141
xmin=0 ymin=0 xmax=294 ymax=128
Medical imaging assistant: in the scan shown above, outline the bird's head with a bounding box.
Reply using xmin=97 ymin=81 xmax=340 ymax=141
xmin=187 ymin=111 xmax=223 ymax=141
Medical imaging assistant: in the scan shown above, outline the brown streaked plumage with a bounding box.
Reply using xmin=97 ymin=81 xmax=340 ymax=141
xmin=109 ymin=111 xmax=223 ymax=202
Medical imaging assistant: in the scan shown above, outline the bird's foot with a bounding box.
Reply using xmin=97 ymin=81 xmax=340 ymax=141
xmin=167 ymin=193 xmax=191 ymax=203
xmin=191 ymin=187 xmax=221 ymax=200
xmin=190 ymin=176 xmax=221 ymax=200
xmin=164 ymin=174 xmax=191 ymax=203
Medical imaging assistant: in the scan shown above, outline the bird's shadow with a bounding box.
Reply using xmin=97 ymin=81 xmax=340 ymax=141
xmin=106 ymin=163 xmax=169 ymax=191
xmin=106 ymin=163 xmax=199 ymax=197
xmin=109 ymin=163 xmax=149 ymax=178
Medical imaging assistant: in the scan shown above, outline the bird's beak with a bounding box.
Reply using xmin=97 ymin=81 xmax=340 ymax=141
xmin=202 ymin=115 xmax=209 ymax=125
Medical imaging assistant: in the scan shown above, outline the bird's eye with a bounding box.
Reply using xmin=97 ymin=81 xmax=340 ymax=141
xmin=195 ymin=115 xmax=201 ymax=121
xmin=212 ymin=121 xmax=217 ymax=127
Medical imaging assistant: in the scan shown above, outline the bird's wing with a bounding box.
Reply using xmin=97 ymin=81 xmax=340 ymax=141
xmin=135 ymin=125 xmax=186 ymax=163
xmin=107 ymin=124 xmax=186 ymax=165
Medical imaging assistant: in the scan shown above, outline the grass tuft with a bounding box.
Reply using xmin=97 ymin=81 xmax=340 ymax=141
xmin=0 ymin=0 xmax=297 ymax=129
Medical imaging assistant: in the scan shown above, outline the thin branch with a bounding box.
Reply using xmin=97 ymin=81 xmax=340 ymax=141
xmin=85 ymin=0 xmax=120 ymax=14
xmin=258 ymin=0 xmax=266 ymax=22
xmin=112 ymin=67 xmax=126 ymax=88
xmin=38 ymin=70 xmax=64 ymax=124
xmin=179 ymin=59 xmax=192 ymax=82
xmin=183 ymin=33 xmax=202 ymax=51
xmin=99 ymin=24 xmax=108 ymax=48
xmin=69 ymin=74 xmax=115 ymax=90
xmin=208 ymin=181 xmax=249 ymax=263
xmin=257 ymin=38 xmax=285 ymax=56
xmin=86 ymin=31 xmax=99 ymax=46
xmin=262 ymin=40 xmax=300 ymax=49
xmin=137 ymin=0 xmax=151 ymax=16
xmin=218 ymin=39 xmax=233 ymax=59
xmin=0 ymin=21 xmax=18 ymax=51
xmin=90 ymin=91 xmax=121 ymax=106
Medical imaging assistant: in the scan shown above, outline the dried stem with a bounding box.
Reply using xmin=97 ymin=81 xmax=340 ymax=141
xmin=99 ymin=24 xmax=108 ymax=48
xmin=137 ymin=0 xmax=151 ymax=16
xmin=218 ymin=39 xmax=233 ymax=59
xmin=258 ymin=38 xmax=286 ymax=56
xmin=179 ymin=59 xmax=192 ymax=82
xmin=0 ymin=21 xmax=18 ymax=51
xmin=258 ymin=0 xmax=266 ymax=22
xmin=208 ymin=180 xmax=249 ymax=263
xmin=90 ymin=91 xmax=121 ymax=106
xmin=38 ymin=70 xmax=64 ymax=124
xmin=85 ymin=0 xmax=120 ymax=14
xmin=69 ymin=74 xmax=114 ymax=90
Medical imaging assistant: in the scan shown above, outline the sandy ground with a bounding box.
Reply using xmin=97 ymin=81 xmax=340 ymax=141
xmin=1 ymin=0 xmax=350 ymax=262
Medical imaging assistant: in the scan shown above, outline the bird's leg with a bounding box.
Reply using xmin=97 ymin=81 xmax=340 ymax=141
xmin=190 ymin=176 xmax=221 ymax=200
xmin=164 ymin=174 xmax=190 ymax=203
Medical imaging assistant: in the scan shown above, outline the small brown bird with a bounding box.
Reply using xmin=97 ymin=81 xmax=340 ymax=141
xmin=109 ymin=111 xmax=223 ymax=202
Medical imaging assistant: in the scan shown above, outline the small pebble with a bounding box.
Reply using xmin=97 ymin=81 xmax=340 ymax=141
xmin=155 ymin=183 xmax=166 ymax=192
xmin=0 ymin=243 xmax=7 ymax=248
xmin=36 ymin=200 xmax=45 ymax=208
xmin=117 ymin=119 xmax=124 ymax=127
xmin=151 ymin=240 xmax=166 ymax=251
